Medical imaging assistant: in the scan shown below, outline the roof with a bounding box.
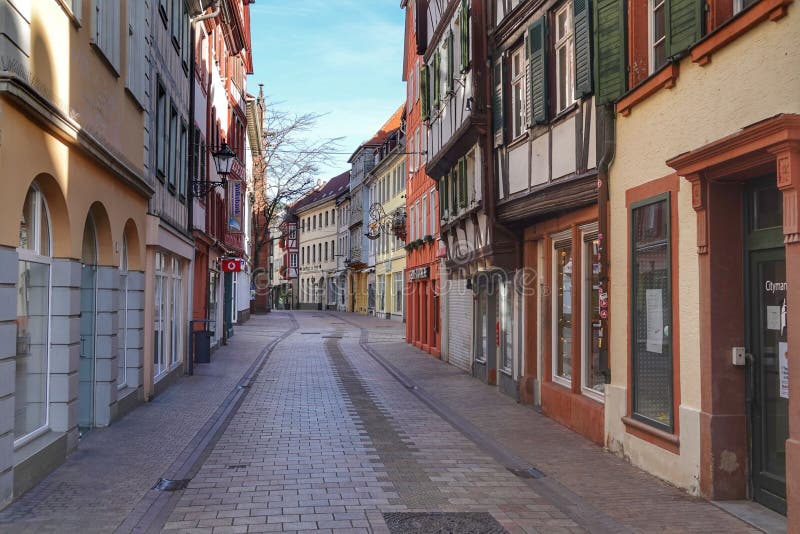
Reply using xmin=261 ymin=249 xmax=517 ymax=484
xmin=290 ymin=171 xmax=351 ymax=214
xmin=348 ymin=105 xmax=405 ymax=163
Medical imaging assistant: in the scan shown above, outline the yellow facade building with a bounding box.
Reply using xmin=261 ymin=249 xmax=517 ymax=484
xmin=0 ymin=0 xmax=152 ymax=505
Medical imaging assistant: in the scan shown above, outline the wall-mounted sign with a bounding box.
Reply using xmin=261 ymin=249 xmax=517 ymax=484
xmin=221 ymin=258 xmax=243 ymax=273
xmin=228 ymin=179 xmax=243 ymax=233
xmin=409 ymin=266 xmax=429 ymax=280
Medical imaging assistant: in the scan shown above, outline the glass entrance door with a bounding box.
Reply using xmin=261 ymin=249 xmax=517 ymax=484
xmin=745 ymin=182 xmax=787 ymax=514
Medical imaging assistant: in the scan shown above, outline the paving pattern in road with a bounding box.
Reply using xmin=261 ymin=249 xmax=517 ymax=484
xmin=162 ymin=313 xmax=579 ymax=533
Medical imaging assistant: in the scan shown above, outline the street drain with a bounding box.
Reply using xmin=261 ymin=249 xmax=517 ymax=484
xmin=321 ymin=335 xmax=342 ymax=339
xmin=226 ymin=464 xmax=248 ymax=469
xmin=300 ymin=332 xmax=321 ymax=334
xmin=507 ymin=466 xmax=546 ymax=479
xmin=152 ymin=478 xmax=191 ymax=491
xmin=383 ymin=512 xmax=507 ymax=534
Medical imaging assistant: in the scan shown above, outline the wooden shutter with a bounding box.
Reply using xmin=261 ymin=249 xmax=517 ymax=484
xmin=593 ymin=0 xmax=627 ymax=105
xmin=573 ymin=0 xmax=592 ymax=98
xmin=458 ymin=158 xmax=467 ymax=208
xmin=460 ymin=0 xmax=470 ymax=73
xmin=420 ymin=64 xmax=430 ymax=121
xmin=450 ymin=168 xmax=458 ymax=214
xmin=447 ymin=29 xmax=455 ymax=93
xmin=433 ymin=50 xmax=441 ymax=110
xmin=667 ymin=0 xmax=703 ymax=57
xmin=440 ymin=176 xmax=449 ymax=218
xmin=528 ymin=18 xmax=547 ymax=125
xmin=492 ymin=58 xmax=504 ymax=144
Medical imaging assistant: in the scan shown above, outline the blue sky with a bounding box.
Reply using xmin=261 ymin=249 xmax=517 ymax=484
xmin=249 ymin=1 xmax=407 ymax=180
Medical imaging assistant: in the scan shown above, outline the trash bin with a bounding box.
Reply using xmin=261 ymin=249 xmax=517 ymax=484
xmin=194 ymin=330 xmax=212 ymax=364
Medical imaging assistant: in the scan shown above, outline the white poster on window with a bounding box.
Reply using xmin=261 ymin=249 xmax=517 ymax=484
xmin=646 ymin=289 xmax=663 ymax=354
xmin=779 ymin=342 xmax=789 ymax=399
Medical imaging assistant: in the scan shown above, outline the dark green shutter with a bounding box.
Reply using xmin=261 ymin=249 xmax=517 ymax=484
xmin=420 ymin=64 xmax=430 ymax=121
xmin=447 ymin=30 xmax=455 ymax=93
xmin=593 ymin=0 xmax=626 ymax=105
xmin=460 ymin=0 xmax=470 ymax=73
xmin=492 ymin=58 xmax=504 ymax=142
xmin=433 ymin=50 xmax=441 ymax=110
xmin=573 ymin=0 xmax=592 ymax=98
xmin=450 ymin=168 xmax=458 ymax=213
xmin=458 ymin=158 xmax=467 ymax=208
xmin=667 ymin=0 xmax=703 ymax=57
xmin=528 ymin=18 xmax=547 ymax=124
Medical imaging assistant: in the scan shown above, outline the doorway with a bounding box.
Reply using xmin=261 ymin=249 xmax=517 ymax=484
xmin=745 ymin=181 xmax=788 ymax=515
xmin=78 ymin=216 xmax=98 ymax=434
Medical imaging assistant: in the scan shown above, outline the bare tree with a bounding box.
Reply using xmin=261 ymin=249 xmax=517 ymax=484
xmin=251 ymin=105 xmax=342 ymax=273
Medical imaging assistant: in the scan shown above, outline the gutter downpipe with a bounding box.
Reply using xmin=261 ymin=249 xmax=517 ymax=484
xmin=597 ymin=103 xmax=616 ymax=384
xmin=187 ymin=0 xmax=222 ymax=376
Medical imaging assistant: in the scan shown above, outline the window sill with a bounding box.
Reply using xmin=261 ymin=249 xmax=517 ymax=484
xmin=581 ymin=387 xmax=605 ymax=404
xmin=55 ymin=0 xmax=81 ymax=27
xmin=551 ymin=375 xmax=572 ymax=389
xmin=552 ymin=101 xmax=579 ymax=123
xmin=507 ymin=132 xmax=528 ymax=150
xmin=691 ymin=0 xmax=791 ymax=66
xmin=616 ymin=62 xmax=680 ymax=117
xmin=622 ymin=415 xmax=680 ymax=454
xmin=90 ymin=43 xmax=120 ymax=79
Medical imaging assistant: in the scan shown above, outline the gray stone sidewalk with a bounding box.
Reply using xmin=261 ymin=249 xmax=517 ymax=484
xmin=334 ymin=312 xmax=759 ymax=533
xmin=0 ymin=313 xmax=294 ymax=534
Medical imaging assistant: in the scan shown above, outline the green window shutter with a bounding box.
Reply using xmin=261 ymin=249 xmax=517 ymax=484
xmin=458 ymin=158 xmax=467 ymax=208
xmin=450 ymin=168 xmax=458 ymax=213
xmin=492 ymin=58 xmax=504 ymax=142
xmin=460 ymin=0 xmax=470 ymax=73
xmin=593 ymin=0 xmax=627 ymax=105
xmin=447 ymin=29 xmax=455 ymax=93
xmin=420 ymin=64 xmax=430 ymax=121
xmin=433 ymin=50 xmax=441 ymax=110
xmin=573 ymin=0 xmax=592 ymax=98
xmin=528 ymin=18 xmax=547 ymax=125
xmin=667 ymin=0 xmax=703 ymax=57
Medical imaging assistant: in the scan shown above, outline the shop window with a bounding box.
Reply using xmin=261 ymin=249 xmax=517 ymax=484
xmin=15 ymin=184 xmax=52 ymax=446
xmin=476 ymin=288 xmax=489 ymax=363
xmin=499 ymin=277 xmax=514 ymax=373
xmin=154 ymin=253 xmax=167 ymax=378
xmin=171 ymin=258 xmax=182 ymax=367
xmin=552 ymin=234 xmax=573 ymax=385
xmin=394 ymin=275 xmax=403 ymax=314
xmin=378 ymin=275 xmax=385 ymax=312
xmin=582 ymin=226 xmax=605 ymax=400
xmin=208 ymin=270 xmax=219 ymax=344
xmin=631 ymin=195 xmax=673 ymax=431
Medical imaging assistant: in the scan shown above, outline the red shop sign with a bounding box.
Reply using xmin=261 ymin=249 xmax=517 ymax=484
xmin=221 ymin=258 xmax=243 ymax=273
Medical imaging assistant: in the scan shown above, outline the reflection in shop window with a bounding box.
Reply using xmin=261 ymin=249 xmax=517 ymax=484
xmin=631 ymin=195 xmax=673 ymax=431
xmin=500 ymin=277 xmax=514 ymax=373
xmin=15 ymin=184 xmax=52 ymax=445
xmin=582 ymin=228 xmax=605 ymax=399
xmin=553 ymin=238 xmax=572 ymax=384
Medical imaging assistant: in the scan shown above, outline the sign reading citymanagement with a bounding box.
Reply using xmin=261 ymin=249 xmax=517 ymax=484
xmin=409 ymin=266 xmax=429 ymax=280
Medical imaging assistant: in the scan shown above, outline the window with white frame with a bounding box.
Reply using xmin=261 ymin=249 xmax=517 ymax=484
xmin=409 ymin=205 xmax=415 ymax=241
xmin=170 ymin=257 xmax=182 ymax=367
xmin=429 ymin=188 xmax=437 ymax=234
xmin=290 ymin=253 xmax=297 ymax=268
xmin=92 ymin=0 xmax=121 ymax=72
xmin=15 ymin=184 xmax=53 ymax=446
xmin=421 ymin=194 xmax=428 ymax=237
xmin=649 ymin=0 xmax=667 ymax=73
xmin=554 ymin=3 xmax=575 ymax=113
xmin=394 ymin=275 xmax=403 ymax=314
xmin=126 ymin=0 xmax=146 ymax=105
xmin=552 ymin=232 xmax=573 ymax=385
xmin=511 ymin=46 xmax=526 ymax=138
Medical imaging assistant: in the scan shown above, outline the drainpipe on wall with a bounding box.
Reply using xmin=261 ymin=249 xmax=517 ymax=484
xmin=596 ymin=103 xmax=616 ymax=384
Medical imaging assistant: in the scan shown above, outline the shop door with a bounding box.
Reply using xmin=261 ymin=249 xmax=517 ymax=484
xmin=78 ymin=217 xmax=98 ymax=434
xmin=745 ymin=182 xmax=788 ymax=514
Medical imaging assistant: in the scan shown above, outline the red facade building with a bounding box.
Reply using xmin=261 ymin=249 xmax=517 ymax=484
xmin=402 ymin=0 xmax=441 ymax=357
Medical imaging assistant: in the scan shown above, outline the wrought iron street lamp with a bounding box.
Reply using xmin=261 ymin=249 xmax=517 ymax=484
xmin=193 ymin=142 xmax=236 ymax=196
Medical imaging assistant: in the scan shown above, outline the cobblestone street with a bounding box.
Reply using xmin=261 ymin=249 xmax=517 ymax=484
xmin=0 ymin=312 xmax=762 ymax=533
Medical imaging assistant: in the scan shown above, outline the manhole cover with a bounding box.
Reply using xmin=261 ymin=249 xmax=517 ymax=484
xmin=153 ymin=478 xmax=191 ymax=491
xmin=383 ymin=512 xmax=507 ymax=534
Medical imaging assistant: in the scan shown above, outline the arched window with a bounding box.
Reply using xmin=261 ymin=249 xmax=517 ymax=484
xmin=15 ymin=183 xmax=52 ymax=445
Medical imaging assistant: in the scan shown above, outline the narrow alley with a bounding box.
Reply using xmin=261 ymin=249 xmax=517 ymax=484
xmin=0 ymin=312 xmax=764 ymax=533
